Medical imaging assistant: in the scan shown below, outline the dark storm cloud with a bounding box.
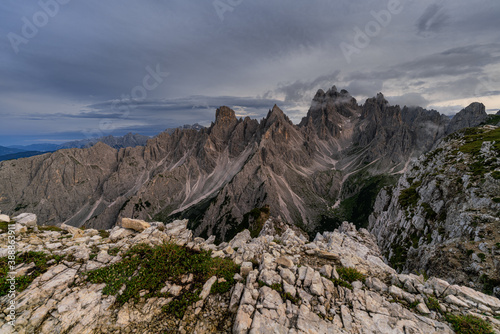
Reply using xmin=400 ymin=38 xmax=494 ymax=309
xmin=416 ymin=4 xmax=450 ymax=37
xmin=0 ymin=0 xmax=499 ymax=145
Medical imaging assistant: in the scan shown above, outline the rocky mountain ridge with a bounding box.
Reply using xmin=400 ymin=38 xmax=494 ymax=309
xmin=1 ymin=213 xmax=500 ymax=333
xmin=369 ymin=125 xmax=500 ymax=296
xmin=0 ymin=87 xmax=489 ymax=241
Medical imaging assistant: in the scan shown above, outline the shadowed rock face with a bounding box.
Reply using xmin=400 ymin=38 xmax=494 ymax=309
xmin=446 ymin=102 xmax=487 ymax=134
xmin=369 ymin=126 xmax=500 ymax=293
xmin=0 ymin=87 xmax=489 ymax=240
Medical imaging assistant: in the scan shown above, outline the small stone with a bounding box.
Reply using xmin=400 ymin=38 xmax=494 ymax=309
xmin=229 ymin=283 xmax=244 ymax=312
xmin=416 ymin=302 xmax=431 ymax=315
xmin=276 ymin=256 xmax=294 ymax=268
xmin=240 ymin=262 xmax=253 ymax=277
xmin=121 ymin=218 xmax=150 ymax=232
xmin=389 ymin=285 xmax=403 ymax=299
xmin=320 ymin=265 xmax=333 ymax=278
xmin=200 ymin=276 xmax=217 ymax=300
xmin=444 ymin=294 xmax=469 ymax=308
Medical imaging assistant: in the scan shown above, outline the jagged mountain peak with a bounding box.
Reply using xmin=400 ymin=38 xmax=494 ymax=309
xmin=215 ymin=106 xmax=238 ymax=125
xmin=300 ymin=86 xmax=359 ymax=140
xmin=263 ymin=104 xmax=293 ymax=127
xmin=446 ymin=102 xmax=487 ymax=134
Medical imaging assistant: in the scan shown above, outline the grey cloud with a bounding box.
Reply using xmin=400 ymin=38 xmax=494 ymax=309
xmin=0 ymin=0 xmax=499 ymax=145
xmin=266 ymin=71 xmax=341 ymax=104
xmin=388 ymin=93 xmax=430 ymax=108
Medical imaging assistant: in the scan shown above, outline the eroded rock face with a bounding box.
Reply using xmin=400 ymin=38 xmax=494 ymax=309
xmin=1 ymin=216 xmax=499 ymax=333
xmin=369 ymin=125 xmax=500 ymax=295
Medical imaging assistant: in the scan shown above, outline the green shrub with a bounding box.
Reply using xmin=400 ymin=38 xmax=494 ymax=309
xmin=492 ymin=171 xmax=500 ymax=180
xmin=445 ymin=314 xmax=494 ymax=334
xmin=478 ymin=253 xmax=486 ymax=261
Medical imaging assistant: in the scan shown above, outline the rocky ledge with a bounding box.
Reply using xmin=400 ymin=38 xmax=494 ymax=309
xmin=1 ymin=214 xmax=500 ymax=333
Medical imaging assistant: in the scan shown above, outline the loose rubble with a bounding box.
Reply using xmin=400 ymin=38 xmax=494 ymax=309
xmin=1 ymin=215 xmax=500 ymax=333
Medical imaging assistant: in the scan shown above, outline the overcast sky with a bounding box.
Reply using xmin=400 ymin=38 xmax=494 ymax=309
xmin=1 ymin=0 xmax=499 ymax=146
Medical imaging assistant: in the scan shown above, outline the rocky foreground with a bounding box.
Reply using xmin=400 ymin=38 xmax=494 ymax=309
xmin=1 ymin=214 xmax=500 ymax=333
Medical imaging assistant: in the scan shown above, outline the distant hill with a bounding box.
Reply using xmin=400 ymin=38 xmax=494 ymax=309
xmin=58 ymin=132 xmax=151 ymax=150
xmin=164 ymin=123 xmax=205 ymax=135
xmin=0 ymin=146 xmax=25 ymax=156
xmin=8 ymin=143 xmax=60 ymax=152
xmin=0 ymin=151 xmax=49 ymax=162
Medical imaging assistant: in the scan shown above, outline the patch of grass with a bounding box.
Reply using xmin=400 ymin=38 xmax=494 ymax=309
xmin=162 ymin=290 xmax=200 ymax=319
xmin=108 ymin=247 xmax=120 ymax=256
xmin=408 ymin=300 xmax=420 ymax=309
xmin=445 ymin=314 xmax=494 ymax=334
xmin=399 ymin=181 xmax=422 ymax=209
xmin=336 ymin=266 xmax=365 ymax=283
xmin=389 ymin=241 xmax=410 ymax=271
xmin=480 ymin=274 xmax=500 ymax=296
xmin=270 ymin=283 xmax=283 ymax=293
xmin=273 ymin=238 xmax=283 ymax=245
xmin=98 ymin=230 xmax=110 ymax=238
xmin=421 ymin=202 xmax=437 ymax=220
xmin=426 ymin=296 xmax=440 ymax=312
xmin=0 ymin=221 xmax=8 ymax=232
xmin=491 ymin=171 xmax=500 ymax=180
xmin=284 ymin=292 xmax=300 ymax=304
xmin=459 ymin=127 xmax=500 ymax=156
xmin=0 ymin=251 xmax=65 ymax=297
xmin=211 ymin=279 xmax=233 ymax=294
xmin=466 ymin=249 xmax=474 ymax=257
xmin=85 ymin=242 xmax=240 ymax=316
xmin=478 ymin=253 xmax=486 ymax=261
xmin=39 ymin=225 xmax=64 ymax=232
xmin=331 ymin=278 xmax=353 ymax=290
